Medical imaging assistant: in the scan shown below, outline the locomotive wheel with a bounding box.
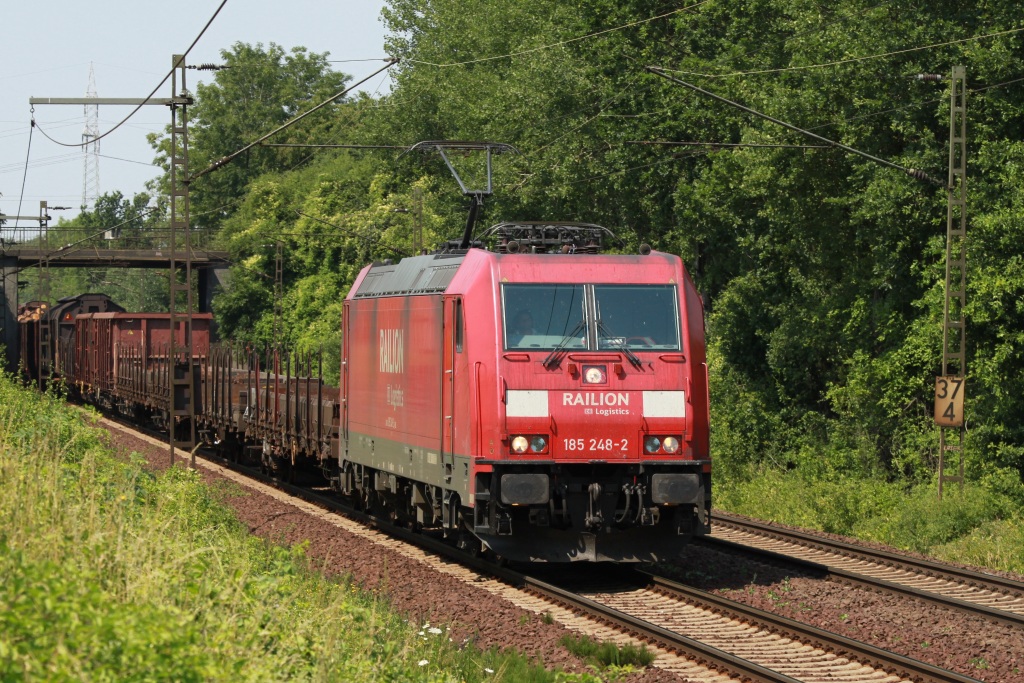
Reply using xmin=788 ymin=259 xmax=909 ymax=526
xmin=455 ymin=508 xmax=481 ymax=557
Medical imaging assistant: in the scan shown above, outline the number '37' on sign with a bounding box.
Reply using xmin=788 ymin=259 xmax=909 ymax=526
xmin=934 ymin=376 xmax=965 ymax=427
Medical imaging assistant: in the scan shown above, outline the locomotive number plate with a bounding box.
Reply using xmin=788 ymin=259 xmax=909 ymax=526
xmin=563 ymin=438 xmax=629 ymax=452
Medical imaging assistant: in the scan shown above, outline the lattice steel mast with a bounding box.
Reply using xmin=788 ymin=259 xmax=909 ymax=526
xmin=30 ymin=55 xmax=197 ymax=468
xmin=82 ymin=64 xmax=101 ymax=209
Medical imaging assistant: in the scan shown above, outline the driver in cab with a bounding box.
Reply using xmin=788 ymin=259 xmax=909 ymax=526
xmin=508 ymin=310 xmax=536 ymax=347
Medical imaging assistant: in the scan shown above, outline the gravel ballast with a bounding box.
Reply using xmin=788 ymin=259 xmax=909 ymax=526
xmin=101 ymin=421 xmax=1023 ymax=682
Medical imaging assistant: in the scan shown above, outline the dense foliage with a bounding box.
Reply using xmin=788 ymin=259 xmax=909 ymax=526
xmin=364 ymin=0 xmax=1024 ymax=532
xmin=370 ymin=0 xmax=1024 ymax=486
xmin=40 ymin=2 xmax=1024 ymax=535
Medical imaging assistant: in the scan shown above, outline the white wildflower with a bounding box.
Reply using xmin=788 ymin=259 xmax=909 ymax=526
xmin=427 ymin=627 xmax=443 ymax=635
xmin=418 ymin=660 xmax=429 ymax=667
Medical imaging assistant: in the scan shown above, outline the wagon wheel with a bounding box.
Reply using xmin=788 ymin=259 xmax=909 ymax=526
xmin=229 ymin=436 xmax=243 ymax=464
xmin=259 ymin=449 xmax=273 ymax=476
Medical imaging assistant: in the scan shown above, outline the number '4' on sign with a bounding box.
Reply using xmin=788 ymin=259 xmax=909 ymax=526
xmin=934 ymin=376 xmax=965 ymax=427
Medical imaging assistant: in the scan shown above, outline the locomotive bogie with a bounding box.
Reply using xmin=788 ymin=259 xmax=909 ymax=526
xmin=467 ymin=463 xmax=710 ymax=562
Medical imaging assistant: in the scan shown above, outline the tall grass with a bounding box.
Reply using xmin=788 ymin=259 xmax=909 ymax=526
xmin=0 ymin=374 xmax=617 ymax=681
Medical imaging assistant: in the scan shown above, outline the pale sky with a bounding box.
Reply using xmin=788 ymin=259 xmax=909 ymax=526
xmin=0 ymin=0 xmax=390 ymax=225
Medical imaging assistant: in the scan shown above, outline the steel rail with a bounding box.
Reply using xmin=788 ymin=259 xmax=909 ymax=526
xmin=521 ymin=577 xmax=804 ymax=683
xmin=695 ymin=535 xmax=1024 ymax=629
xmin=194 ymin=454 xmax=800 ymax=681
xmin=90 ymin=412 xmax=846 ymax=682
xmin=193 ymin=450 xmax=984 ymax=683
xmin=712 ymin=509 xmax=1024 ymax=593
xmin=642 ymin=571 xmax=985 ymax=683
xmin=712 ymin=513 xmax=1024 ymax=597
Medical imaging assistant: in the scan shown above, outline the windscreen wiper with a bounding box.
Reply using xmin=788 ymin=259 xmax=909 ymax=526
xmin=542 ymin=319 xmax=587 ymax=369
xmin=596 ymin=319 xmax=643 ymax=369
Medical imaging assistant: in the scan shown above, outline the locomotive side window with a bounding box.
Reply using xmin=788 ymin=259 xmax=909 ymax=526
xmin=455 ymin=298 xmax=464 ymax=353
xmin=502 ymin=284 xmax=586 ymax=350
xmin=594 ymin=285 xmax=680 ymax=350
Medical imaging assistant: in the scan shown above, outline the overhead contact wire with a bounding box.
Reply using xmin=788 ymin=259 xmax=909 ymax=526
xmin=807 ymin=74 xmax=1024 ymax=132
xmin=30 ymin=0 xmax=230 ymax=148
xmin=12 ymin=116 xmax=34 ymax=229
xmin=523 ymin=3 xmax=896 ymax=173
xmin=646 ymin=66 xmax=945 ymax=186
xmin=190 ymin=58 xmax=398 ymax=181
xmin=663 ymin=25 xmax=1024 ymax=78
xmin=405 ymin=0 xmax=712 ymax=68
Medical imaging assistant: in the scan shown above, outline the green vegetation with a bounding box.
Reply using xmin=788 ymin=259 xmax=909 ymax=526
xmin=26 ymin=1 xmax=1024 ymax=571
xmin=717 ymin=466 xmax=1024 ymax=572
xmin=0 ymin=372 xmax=625 ymax=681
xmin=559 ymin=634 xmax=656 ymax=672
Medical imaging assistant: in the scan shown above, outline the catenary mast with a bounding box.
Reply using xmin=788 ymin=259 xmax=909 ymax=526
xmin=82 ymin=63 xmax=100 ymax=209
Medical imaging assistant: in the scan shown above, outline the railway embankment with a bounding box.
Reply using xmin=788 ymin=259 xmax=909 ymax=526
xmin=0 ymin=373 xmax=650 ymax=682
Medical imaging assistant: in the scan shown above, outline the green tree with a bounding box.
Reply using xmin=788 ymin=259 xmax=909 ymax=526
xmin=373 ymin=0 xmax=1024 ymax=483
xmin=149 ymin=42 xmax=352 ymax=233
xmin=168 ymin=0 xmax=1024 ymax=488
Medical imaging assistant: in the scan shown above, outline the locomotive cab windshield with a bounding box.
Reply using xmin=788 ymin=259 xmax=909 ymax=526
xmin=502 ymin=283 xmax=681 ymax=351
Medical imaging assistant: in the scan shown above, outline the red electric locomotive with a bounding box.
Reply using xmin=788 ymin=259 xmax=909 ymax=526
xmin=340 ymin=223 xmax=710 ymax=562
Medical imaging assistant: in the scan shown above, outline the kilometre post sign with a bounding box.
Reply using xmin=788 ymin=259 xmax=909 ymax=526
xmin=934 ymin=376 xmax=965 ymax=427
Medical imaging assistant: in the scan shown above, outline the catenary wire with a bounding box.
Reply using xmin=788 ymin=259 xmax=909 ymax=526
xmin=661 ymin=25 xmax=1024 ymax=79
xmin=404 ymin=0 xmax=712 ymax=68
xmin=29 ymin=0 xmax=230 ymax=148
xmin=523 ymin=0 xmax=898 ymax=163
xmin=712 ymin=0 xmax=897 ymax=70
xmin=190 ymin=58 xmax=397 ymax=181
xmin=646 ymin=65 xmax=945 ymax=186
xmin=807 ymin=74 xmax=1024 ymax=132
xmin=12 ymin=116 xmax=34 ymax=229
xmin=562 ymin=149 xmax=708 ymax=187
xmin=512 ymin=3 xmax=897 ymax=175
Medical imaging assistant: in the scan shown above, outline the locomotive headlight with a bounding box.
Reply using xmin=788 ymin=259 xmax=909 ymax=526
xmin=644 ymin=436 xmax=662 ymax=454
xmin=530 ymin=435 xmax=548 ymax=453
xmin=511 ymin=436 xmax=530 ymax=454
xmin=662 ymin=436 xmax=681 ymax=454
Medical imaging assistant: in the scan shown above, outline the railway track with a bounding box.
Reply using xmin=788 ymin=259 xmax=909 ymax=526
xmin=94 ymin=415 xmax=985 ymax=683
xmin=704 ymin=512 xmax=1024 ymax=628
xmin=535 ymin=568 xmax=987 ymax=683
